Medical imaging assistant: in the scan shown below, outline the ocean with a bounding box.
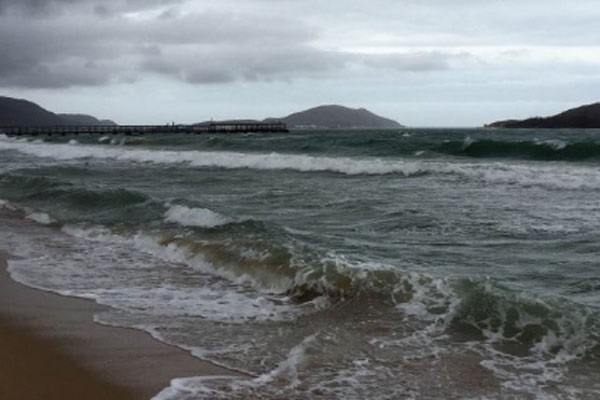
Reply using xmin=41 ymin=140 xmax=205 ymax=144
xmin=1 ymin=128 xmax=599 ymax=399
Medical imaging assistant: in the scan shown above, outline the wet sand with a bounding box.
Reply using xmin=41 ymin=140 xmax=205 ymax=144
xmin=0 ymin=250 xmax=242 ymax=399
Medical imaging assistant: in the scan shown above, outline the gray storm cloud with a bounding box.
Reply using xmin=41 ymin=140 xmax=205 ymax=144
xmin=0 ymin=0 xmax=463 ymax=89
xmin=0 ymin=0 xmax=183 ymax=15
xmin=0 ymin=2 xmax=335 ymax=88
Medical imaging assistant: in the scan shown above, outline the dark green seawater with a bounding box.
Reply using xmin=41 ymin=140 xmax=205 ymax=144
xmin=1 ymin=129 xmax=600 ymax=399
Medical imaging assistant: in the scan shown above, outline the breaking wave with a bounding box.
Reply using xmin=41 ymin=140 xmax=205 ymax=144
xmin=438 ymin=138 xmax=600 ymax=161
xmin=6 ymin=199 xmax=600 ymax=398
xmin=3 ymin=135 xmax=600 ymax=191
xmin=0 ymin=136 xmax=425 ymax=175
xmin=125 ymin=226 xmax=600 ymax=365
xmin=164 ymin=205 xmax=231 ymax=228
xmin=0 ymin=174 xmax=148 ymax=208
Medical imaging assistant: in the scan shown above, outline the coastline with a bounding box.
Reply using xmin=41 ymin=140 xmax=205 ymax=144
xmin=0 ymin=250 xmax=243 ymax=399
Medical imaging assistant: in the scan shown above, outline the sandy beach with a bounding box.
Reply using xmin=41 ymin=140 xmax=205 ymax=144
xmin=0 ymin=250 xmax=242 ymax=400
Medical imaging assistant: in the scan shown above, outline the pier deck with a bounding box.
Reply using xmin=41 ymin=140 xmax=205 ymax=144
xmin=0 ymin=122 xmax=288 ymax=136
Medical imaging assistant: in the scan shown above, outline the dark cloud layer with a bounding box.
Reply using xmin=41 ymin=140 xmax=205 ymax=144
xmin=0 ymin=0 xmax=182 ymax=16
xmin=1 ymin=0 xmax=598 ymax=92
xmin=0 ymin=0 xmax=76 ymax=16
xmin=0 ymin=0 xmax=461 ymax=89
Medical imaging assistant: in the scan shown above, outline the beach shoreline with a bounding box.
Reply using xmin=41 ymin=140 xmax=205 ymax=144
xmin=0 ymin=250 xmax=242 ymax=400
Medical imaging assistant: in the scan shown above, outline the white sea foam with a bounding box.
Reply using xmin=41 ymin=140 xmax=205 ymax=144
xmin=2 ymin=133 xmax=600 ymax=191
xmin=170 ymin=333 xmax=320 ymax=398
xmin=0 ymin=135 xmax=412 ymax=174
xmin=61 ymin=225 xmax=309 ymax=321
xmin=451 ymin=283 xmax=597 ymax=398
xmin=164 ymin=205 xmax=230 ymax=228
xmin=3 ymin=205 xmax=599 ymax=399
xmin=5 ymin=219 xmax=304 ymax=324
xmin=535 ymin=139 xmax=568 ymax=150
xmin=251 ymin=333 xmax=317 ymax=388
xmin=25 ymin=211 xmax=55 ymax=225
xmin=151 ymin=376 xmax=243 ymax=400
xmin=462 ymin=136 xmax=476 ymax=149
xmin=0 ymin=198 xmax=14 ymax=210
xmin=129 ymin=232 xmax=298 ymax=296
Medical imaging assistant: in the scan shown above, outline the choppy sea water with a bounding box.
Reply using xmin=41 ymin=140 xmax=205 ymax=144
xmin=1 ymin=128 xmax=600 ymax=399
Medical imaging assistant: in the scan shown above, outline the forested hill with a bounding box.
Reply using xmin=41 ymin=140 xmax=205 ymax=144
xmin=486 ymin=103 xmax=600 ymax=128
xmin=268 ymin=105 xmax=403 ymax=129
xmin=0 ymin=96 xmax=115 ymax=126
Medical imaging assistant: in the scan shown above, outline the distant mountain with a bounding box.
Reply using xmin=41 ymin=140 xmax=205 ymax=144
xmin=58 ymin=114 xmax=117 ymax=126
xmin=0 ymin=96 xmax=115 ymax=126
xmin=268 ymin=105 xmax=403 ymax=129
xmin=486 ymin=103 xmax=600 ymax=128
xmin=0 ymin=96 xmax=64 ymax=126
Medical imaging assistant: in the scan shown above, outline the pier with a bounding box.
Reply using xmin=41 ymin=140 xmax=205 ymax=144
xmin=0 ymin=122 xmax=288 ymax=136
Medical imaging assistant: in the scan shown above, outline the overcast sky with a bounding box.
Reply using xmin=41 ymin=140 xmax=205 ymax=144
xmin=1 ymin=0 xmax=599 ymax=126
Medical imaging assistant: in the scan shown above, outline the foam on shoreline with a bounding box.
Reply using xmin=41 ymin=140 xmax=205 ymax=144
xmin=0 ymin=239 xmax=244 ymax=399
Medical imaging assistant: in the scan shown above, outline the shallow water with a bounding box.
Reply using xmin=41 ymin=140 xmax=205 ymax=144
xmin=1 ymin=129 xmax=600 ymax=399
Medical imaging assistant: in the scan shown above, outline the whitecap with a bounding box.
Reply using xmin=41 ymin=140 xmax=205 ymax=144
xmin=164 ymin=205 xmax=230 ymax=228
xmin=3 ymin=135 xmax=600 ymax=189
xmin=26 ymin=211 xmax=55 ymax=225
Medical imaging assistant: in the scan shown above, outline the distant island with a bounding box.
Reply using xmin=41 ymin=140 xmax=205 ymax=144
xmin=486 ymin=102 xmax=600 ymax=128
xmin=267 ymin=105 xmax=403 ymax=129
xmin=0 ymin=96 xmax=116 ymax=126
xmin=200 ymin=105 xmax=404 ymax=130
xmin=1 ymin=96 xmax=402 ymax=130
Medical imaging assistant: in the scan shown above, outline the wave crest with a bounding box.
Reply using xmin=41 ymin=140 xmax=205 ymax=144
xmin=445 ymin=279 xmax=599 ymax=358
xmin=164 ymin=205 xmax=231 ymax=228
xmin=0 ymin=137 xmax=426 ymax=176
xmin=4 ymin=137 xmax=600 ymax=190
xmin=440 ymin=138 xmax=600 ymax=161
